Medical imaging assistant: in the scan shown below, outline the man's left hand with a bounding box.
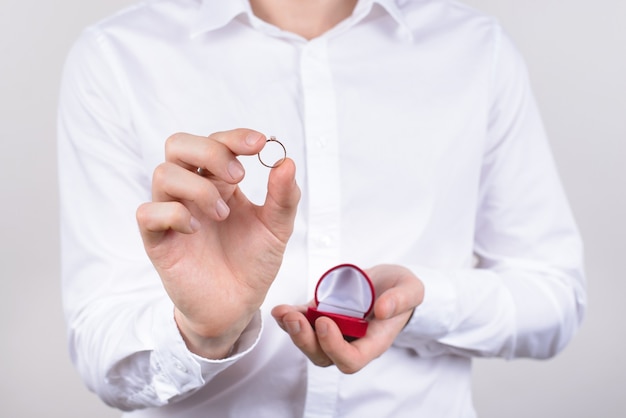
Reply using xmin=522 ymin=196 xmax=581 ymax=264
xmin=272 ymin=264 xmax=424 ymax=374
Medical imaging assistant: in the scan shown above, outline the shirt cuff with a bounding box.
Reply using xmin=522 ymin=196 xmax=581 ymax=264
xmin=150 ymin=298 xmax=262 ymax=401
xmin=394 ymin=266 xmax=457 ymax=348
xmin=191 ymin=311 xmax=263 ymax=379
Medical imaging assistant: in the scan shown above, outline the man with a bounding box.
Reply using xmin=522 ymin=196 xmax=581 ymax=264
xmin=58 ymin=0 xmax=586 ymax=416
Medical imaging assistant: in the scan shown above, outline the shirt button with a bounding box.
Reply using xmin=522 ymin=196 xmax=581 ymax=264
xmin=172 ymin=358 xmax=188 ymax=373
xmin=317 ymin=135 xmax=328 ymax=148
xmin=315 ymin=235 xmax=333 ymax=248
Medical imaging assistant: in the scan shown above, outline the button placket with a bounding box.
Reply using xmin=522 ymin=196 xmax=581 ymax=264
xmin=300 ymin=37 xmax=342 ymax=417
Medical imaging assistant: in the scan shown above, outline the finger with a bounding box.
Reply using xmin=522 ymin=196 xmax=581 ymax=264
xmin=368 ymin=266 xmax=424 ymax=320
xmin=271 ymin=303 xmax=315 ymax=331
xmin=318 ymin=313 xmax=411 ymax=374
xmin=152 ymin=162 xmax=231 ymax=220
xmin=260 ymin=158 xmax=301 ymax=241
xmin=314 ymin=317 xmax=365 ymax=374
xmin=209 ymin=128 xmax=266 ymax=152
xmin=136 ymin=201 xmax=199 ymax=247
xmin=164 ymin=129 xmax=266 ymax=183
xmin=271 ymin=307 xmax=333 ymax=367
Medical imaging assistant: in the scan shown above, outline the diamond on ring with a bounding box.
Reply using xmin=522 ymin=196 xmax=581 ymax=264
xmin=258 ymin=136 xmax=287 ymax=168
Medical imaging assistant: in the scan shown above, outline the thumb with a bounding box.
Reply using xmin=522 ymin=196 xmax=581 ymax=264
xmin=261 ymin=158 xmax=301 ymax=241
xmin=369 ymin=265 xmax=424 ymax=320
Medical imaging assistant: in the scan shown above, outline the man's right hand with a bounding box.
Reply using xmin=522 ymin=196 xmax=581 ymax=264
xmin=136 ymin=129 xmax=300 ymax=359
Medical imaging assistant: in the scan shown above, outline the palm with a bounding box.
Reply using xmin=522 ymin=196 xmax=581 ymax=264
xmin=147 ymin=184 xmax=288 ymax=332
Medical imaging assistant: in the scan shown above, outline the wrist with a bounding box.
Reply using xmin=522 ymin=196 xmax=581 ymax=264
xmin=174 ymin=308 xmax=253 ymax=359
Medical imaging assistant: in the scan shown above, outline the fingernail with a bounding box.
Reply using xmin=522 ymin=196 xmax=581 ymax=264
xmin=245 ymin=132 xmax=263 ymax=146
xmin=228 ymin=160 xmax=244 ymax=180
xmin=215 ymin=198 xmax=230 ymax=219
xmin=285 ymin=321 xmax=301 ymax=335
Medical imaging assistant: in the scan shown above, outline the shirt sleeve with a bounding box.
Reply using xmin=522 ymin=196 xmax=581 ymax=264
xmin=57 ymin=27 xmax=262 ymax=411
xmin=394 ymin=27 xmax=586 ymax=360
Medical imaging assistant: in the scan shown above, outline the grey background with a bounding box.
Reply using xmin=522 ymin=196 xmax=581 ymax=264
xmin=1 ymin=0 xmax=623 ymax=416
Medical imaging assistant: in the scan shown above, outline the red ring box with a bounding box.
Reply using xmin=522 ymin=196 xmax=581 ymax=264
xmin=306 ymin=264 xmax=375 ymax=340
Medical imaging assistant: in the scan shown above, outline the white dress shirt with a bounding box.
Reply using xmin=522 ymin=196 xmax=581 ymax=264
xmin=58 ymin=0 xmax=586 ymax=416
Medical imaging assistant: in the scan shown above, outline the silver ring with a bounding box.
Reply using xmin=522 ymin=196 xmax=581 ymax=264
xmin=258 ymin=136 xmax=287 ymax=168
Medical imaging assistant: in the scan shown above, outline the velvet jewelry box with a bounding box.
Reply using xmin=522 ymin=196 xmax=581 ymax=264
xmin=306 ymin=264 xmax=375 ymax=340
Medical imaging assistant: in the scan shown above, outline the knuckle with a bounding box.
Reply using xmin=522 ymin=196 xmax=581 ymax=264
xmin=199 ymin=143 xmax=218 ymax=164
xmin=202 ymin=136 xmax=229 ymax=163
xmin=207 ymin=130 xmax=225 ymax=141
xmin=169 ymin=202 xmax=187 ymax=222
xmin=152 ymin=163 xmax=171 ymax=187
xmin=164 ymin=132 xmax=185 ymax=153
xmin=135 ymin=203 xmax=151 ymax=224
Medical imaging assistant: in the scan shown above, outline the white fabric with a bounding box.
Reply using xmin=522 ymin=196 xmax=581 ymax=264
xmin=58 ymin=0 xmax=586 ymax=416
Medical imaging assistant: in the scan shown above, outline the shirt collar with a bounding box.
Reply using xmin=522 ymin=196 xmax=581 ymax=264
xmin=190 ymin=0 xmax=412 ymax=41
xmin=190 ymin=0 xmax=249 ymax=38
xmin=353 ymin=0 xmax=413 ymax=41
